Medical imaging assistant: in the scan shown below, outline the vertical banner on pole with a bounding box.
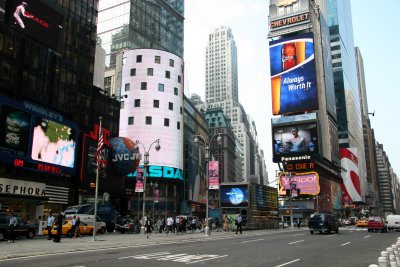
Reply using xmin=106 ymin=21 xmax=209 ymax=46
xmin=154 ymin=189 xmax=159 ymax=203
xmin=135 ymin=167 xmax=144 ymax=192
xmin=208 ymin=161 xmax=219 ymax=189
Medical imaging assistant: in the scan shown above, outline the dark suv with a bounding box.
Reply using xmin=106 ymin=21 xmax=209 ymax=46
xmin=308 ymin=213 xmax=340 ymax=234
xmin=0 ymin=215 xmax=37 ymax=241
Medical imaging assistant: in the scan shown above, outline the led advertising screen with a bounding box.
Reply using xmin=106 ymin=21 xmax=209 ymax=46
xmin=269 ymin=32 xmax=318 ymax=115
xmin=5 ymin=0 xmax=65 ymax=51
xmin=279 ymin=172 xmax=320 ymax=196
xmin=272 ymin=120 xmax=318 ymax=163
xmin=220 ymin=185 xmax=249 ymax=208
xmin=0 ymin=96 xmax=78 ymax=175
xmin=269 ymin=0 xmax=310 ymax=34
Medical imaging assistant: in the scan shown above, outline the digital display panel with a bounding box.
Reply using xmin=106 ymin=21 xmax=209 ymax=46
xmin=269 ymin=32 xmax=318 ymax=115
xmin=0 ymin=96 xmax=78 ymax=175
xmin=220 ymin=185 xmax=249 ymax=208
xmin=5 ymin=0 xmax=65 ymax=51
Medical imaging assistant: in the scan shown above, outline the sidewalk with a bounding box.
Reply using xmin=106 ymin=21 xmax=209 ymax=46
xmin=0 ymin=228 xmax=293 ymax=260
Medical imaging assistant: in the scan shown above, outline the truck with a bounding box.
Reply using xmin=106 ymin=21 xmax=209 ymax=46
xmin=386 ymin=214 xmax=400 ymax=231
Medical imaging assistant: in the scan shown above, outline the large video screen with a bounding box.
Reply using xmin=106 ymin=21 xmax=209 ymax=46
xmin=272 ymin=121 xmax=318 ymax=162
xmin=0 ymin=96 xmax=78 ymax=175
xmin=5 ymin=0 xmax=65 ymax=51
xmin=220 ymin=185 xmax=249 ymax=208
xmin=269 ymin=32 xmax=318 ymax=115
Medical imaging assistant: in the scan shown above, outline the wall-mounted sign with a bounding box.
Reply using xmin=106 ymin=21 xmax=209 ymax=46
xmin=283 ymin=161 xmax=315 ymax=172
xmin=279 ymin=172 xmax=320 ymax=196
xmin=269 ymin=0 xmax=310 ymax=33
xmin=0 ymin=177 xmax=46 ymax=197
xmin=129 ymin=165 xmax=183 ymax=181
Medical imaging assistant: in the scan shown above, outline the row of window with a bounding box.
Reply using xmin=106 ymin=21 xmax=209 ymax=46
xmin=127 ymin=116 xmax=181 ymax=129
xmin=124 ymin=82 xmax=179 ymax=95
xmin=136 ymin=55 xmax=175 ymax=67
xmin=122 ymin=100 xmax=183 ymax=114
xmin=130 ymin=68 xmax=182 ymax=83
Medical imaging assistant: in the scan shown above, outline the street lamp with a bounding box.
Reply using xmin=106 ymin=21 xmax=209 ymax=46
xmin=194 ymin=133 xmax=222 ymax=236
xmin=150 ymin=181 xmax=158 ymax=222
xmin=136 ymin=139 xmax=161 ymax=234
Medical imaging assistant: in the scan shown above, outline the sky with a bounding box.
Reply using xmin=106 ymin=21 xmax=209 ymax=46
xmin=184 ymin=0 xmax=399 ymax=181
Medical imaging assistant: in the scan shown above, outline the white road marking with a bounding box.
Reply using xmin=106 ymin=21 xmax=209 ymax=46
xmin=340 ymin=242 xmax=351 ymax=246
xmin=275 ymin=258 xmax=301 ymax=267
xmin=293 ymin=233 xmax=305 ymax=236
xmin=241 ymin=238 xmax=265 ymax=243
xmin=364 ymin=235 xmax=371 ymax=238
xmin=119 ymin=252 xmax=228 ymax=264
xmin=288 ymin=240 xmax=304 ymax=245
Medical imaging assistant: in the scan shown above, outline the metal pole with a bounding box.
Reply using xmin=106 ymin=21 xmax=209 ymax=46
xmin=93 ymin=116 xmax=101 ymax=241
xmin=141 ymin=159 xmax=148 ymax=234
xmin=205 ymin=154 xmax=210 ymax=236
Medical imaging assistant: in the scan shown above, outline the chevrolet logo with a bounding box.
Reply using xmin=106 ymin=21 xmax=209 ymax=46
xmin=278 ymin=0 xmax=298 ymax=7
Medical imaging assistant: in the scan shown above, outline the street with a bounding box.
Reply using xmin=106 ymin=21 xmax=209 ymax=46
xmin=0 ymin=227 xmax=397 ymax=267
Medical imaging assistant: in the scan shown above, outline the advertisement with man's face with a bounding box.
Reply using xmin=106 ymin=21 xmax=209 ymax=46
xmin=6 ymin=0 xmax=65 ymax=51
xmin=269 ymin=32 xmax=318 ymax=115
xmin=272 ymin=122 xmax=318 ymax=162
xmin=279 ymin=172 xmax=320 ymax=196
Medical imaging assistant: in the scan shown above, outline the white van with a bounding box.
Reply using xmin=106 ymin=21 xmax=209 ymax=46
xmin=64 ymin=205 xmax=106 ymax=234
xmin=386 ymin=215 xmax=400 ymax=231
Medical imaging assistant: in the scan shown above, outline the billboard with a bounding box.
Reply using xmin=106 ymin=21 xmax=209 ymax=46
xmin=272 ymin=113 xmax=318 ymax=163
xmin=220 ymin=185 xmax=249 ymax=208
xmin=269 ymin=0 xmax=310 ymax=35
xmin=269 ymin=32 xmax=318 ymax=115
xmin=279 ymin=172 xmax=320 ymax=196
xmin=208 ymin=160 xmax=219 ymax=189
xmin=340 ymin=148 xmax=362 ymax=203
xmin=135 ymin=167 xmax=144 ymax=192
xmin=5 ymin=0 xmax=65 ymax=51
xmin=0 ymin=96 xmax=78 ymax=175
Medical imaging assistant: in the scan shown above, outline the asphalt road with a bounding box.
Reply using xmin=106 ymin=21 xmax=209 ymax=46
xmin=0 ymin=227 xmax=398 ymax=267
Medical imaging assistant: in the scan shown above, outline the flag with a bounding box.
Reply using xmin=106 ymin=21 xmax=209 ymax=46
xmin=96 ymin=126 xmax=104 ymax=168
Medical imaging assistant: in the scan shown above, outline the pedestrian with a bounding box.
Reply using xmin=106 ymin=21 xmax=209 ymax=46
xmin=166 ymin=216 xmax=173 ymax=235
xmin=235 ymin=212 xmax=243 ymax=235
xmin=71 ymin=215 xmax=77 ymax=238
xmin=8 ymin=214 xmax=18 ymax=243
xmin=75 ymin=216 xmax=81 ymax=238
xmin=146 ymin=217 xmax=152 ymax=238
xmin=54 ymin=212 xmax=64 ymax=243
xmin=223 ymin=215 xmax=230 ymax=232
xmin=47 ymin=212 xmax=55 ymax=240
xmin=297 ymin=218 xmax=301 ymax=229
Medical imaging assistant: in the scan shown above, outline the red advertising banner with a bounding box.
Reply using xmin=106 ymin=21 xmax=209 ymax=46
xmin=208 ymin=161 xmax=219 ymax=189
xmin=135 ymin=167 xmax=144 ymax=192
xmin=153 ymin=189 xmax=159 ymax=203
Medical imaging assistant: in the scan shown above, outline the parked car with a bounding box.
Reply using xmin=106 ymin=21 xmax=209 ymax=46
xmin=42 ymin=219 xmax=94 ymax=237
xmin=386 ymin=215 xmax=400 ymax=231
xmin=308 ymin=213 xmax=340 ymax=234
xmin=356 ymin=218 xmax=368 ymax=227
xmin=367 ymin=216 xmax=387 ymax=232
xmin=0 ymin=215 xmax=37 ymax=241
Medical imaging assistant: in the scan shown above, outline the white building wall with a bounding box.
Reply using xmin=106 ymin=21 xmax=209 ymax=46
xmin=119 ymin=49 xmax=184 ymax=170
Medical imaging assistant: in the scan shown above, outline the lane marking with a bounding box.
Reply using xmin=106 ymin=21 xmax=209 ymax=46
xmin=340 ymin=242 xmax=351 ymax=246
xmin=364 ymin=235 xmax=371 ymax=239
xmin=275 ymin=258 xmax=301 ymax=267
xmin=293 ymin=234 xmax=305 ymax=237
xmin=288 ymin=240 xmax=304 ymax=245
xmin=241 ymin=239 xmax=265 ymax=244
xmin=186 ymin=254 xmax=228 ymax=264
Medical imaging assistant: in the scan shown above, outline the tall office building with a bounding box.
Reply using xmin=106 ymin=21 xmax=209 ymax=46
xmin=375 ymin=142 xmax=394 ymax=215
xmin=326 ymin=0 xmax=368 ymax=200
xmin=97 ymin=0 xmax=184 ymax=96
xmin=205 ymin=26 xmax=266 ymax=183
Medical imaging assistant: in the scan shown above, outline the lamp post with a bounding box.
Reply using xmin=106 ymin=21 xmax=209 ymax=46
xmin=194 ymin=133 xmax=222 ymax=236
xmin=150 ymin=181 xmax=158 ymax=222
xmin=136 ymin=139 xmax=161 ymax=234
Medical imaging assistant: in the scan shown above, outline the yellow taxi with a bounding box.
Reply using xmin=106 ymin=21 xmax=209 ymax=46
xmin=356 ymin=218 xmax=368 ymax=227
xmin=43 ymin=220 xmax=94 ymax=237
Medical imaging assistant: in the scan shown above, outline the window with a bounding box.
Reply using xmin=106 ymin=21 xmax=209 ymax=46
xmin=128 ymin=116 xmax=134 ymax=125
xmin=177 ymin=121 xmax=180 ymax=130
xmin=134 ymin=99 xmax=140 ymax=107
xmin=136 ymin=55 xmax=142 ymax=62
xmin=169 ymin=102 xmax=173 ymax=110
xmin=174 ymin=87 xmax=178 ymax=95
xmin=120 ymin=101 xmax=124 ymax=109
xmin=155 ymin=56 xmax=161 ymax=63
xmin=145 ymin=116 xmax=152 ymax=125
xmin=180 ymin=106 xmax=183 ymax=114
xmin=178 ymin=75 xmax=181 ymax=83
xmin=164 ymin=118 xmax=170 ymax=127
xmin=169 ymin=59 xmax=174 ymax=67
xmin=141 ymin=82 xmax=147 ymax=90
xmin=147 ymin=68 xmax=153 ymax=76
xmin=130 ymin=68 xmax=136 ymax=76
xmin=153 ymin=99 xmax=159 ymax=108
xmin=158 ymin=83 xmax=164 ymax=92
xmin=125 ymin=83 xmax=130 ymax=91
xmin=165 ymin=71 xmax=170 ymax=79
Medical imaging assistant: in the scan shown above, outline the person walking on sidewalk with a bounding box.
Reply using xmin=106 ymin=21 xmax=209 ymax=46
xmin=74 ymin=216 xmax=81 ymax=238
xmin=235 ymin=212 xmax=243 ymax=235
xmin=8 ymin=214 xmax=18 ymax=243
xmin=54 ymin=213 xmax=64 ymax=243
xmin=146 ymin=217 xmax=152 ymax=238
xmin=47 ymin=212 xmax=55 ymax=240
xmin=71 ymin=216 xmax=77 ymax=238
